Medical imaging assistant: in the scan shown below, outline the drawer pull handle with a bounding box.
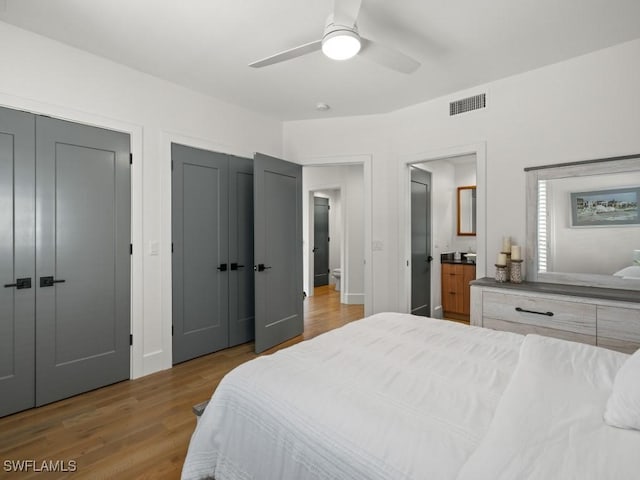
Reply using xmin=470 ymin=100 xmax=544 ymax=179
xmin=515 ymin=307 xmax=554 ymax=317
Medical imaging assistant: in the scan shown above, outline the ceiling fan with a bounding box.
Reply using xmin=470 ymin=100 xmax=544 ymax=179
xmin=248 ymin=0 xmax=420 ymax=74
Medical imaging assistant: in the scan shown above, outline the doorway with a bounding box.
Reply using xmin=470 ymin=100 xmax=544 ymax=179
xmin=403 ymin=144 xmax=486 ymax=318
xmin=303 ymin=164 xmax=365 ymax=309
xmin=313 ymin=196 xmax=330 ymax=287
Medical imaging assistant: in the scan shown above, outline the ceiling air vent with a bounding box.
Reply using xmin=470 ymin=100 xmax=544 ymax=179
xmin=449 ymin=93 xmax=486 ymax=116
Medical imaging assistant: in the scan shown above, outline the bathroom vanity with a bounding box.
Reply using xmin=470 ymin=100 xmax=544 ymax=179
xmin=441 ymin=253 xmax=476 ymax=322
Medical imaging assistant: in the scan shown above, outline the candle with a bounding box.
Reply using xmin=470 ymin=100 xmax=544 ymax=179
xmin=502 ymin=236 xmax=511 ymax=253
xmin=511 ymin=245 xmax=521 ymax=261
xmin=497 ymin=253 xmax=507 ymax=266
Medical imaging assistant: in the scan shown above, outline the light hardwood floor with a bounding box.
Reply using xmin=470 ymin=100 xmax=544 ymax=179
xmin=0 ymin=285 xmax=363 ymax=479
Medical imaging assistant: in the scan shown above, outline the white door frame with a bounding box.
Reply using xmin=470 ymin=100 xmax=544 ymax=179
xmin=399 ymin=143 xmax=487 ymax=314
xmin=299 ymin=155 xmax=372 ymax=317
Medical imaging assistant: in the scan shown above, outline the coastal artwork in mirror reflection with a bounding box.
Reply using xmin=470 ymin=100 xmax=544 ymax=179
xmin=570 ymin=187 xmax=639 ymax=227
xmin=537 ymin=170 xmax=640 ymax=277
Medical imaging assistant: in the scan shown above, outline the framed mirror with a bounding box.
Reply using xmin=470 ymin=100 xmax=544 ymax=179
xmin=457 ymin=186 xmax=476 ymax=236
xmin=525 ymin=154 xmax=640 ymax=290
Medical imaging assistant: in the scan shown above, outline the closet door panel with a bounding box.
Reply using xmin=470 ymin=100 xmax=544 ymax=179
xmin=0 ymin=108 xmax=35 ymax=417
xmin=35 ymin=116 xmax=130 ymax=406
xmin=253 ymin=153 xmax=303 ymax=353
xmin=172 ymin=144 xmax=229 ymax=363
xmin=229 ymin=157 xmax=254 ymax=347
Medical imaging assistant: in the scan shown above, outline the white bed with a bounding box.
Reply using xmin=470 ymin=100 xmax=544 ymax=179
xmin=181 ymin=312 xmax=640 ymax=480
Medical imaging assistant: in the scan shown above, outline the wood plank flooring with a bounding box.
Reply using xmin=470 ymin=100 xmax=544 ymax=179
xmin=0 ymin=285 xmax=363 ymax=479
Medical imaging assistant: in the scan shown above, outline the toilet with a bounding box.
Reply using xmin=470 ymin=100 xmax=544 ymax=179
xmin=331 ymin=268 xmax=342 ymax=291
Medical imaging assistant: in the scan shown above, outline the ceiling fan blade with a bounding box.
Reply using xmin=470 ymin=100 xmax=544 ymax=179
xmin=360 ymin=38 xmax=420 ymax=74
xmin=249 ymin=40 xmax=322 ymax=68
xmin=333 ymin=0 xmax=362 ymax=26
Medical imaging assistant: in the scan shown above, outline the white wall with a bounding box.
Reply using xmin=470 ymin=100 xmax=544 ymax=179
xmin=303 ymin=165 xmax=365 ymax=304
xmin=0 ymin=22 xmax=282 ymax=377
xmin=284 ymin=38 xmax=640 ymax=313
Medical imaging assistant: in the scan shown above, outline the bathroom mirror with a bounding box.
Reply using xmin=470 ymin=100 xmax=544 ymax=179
xmin=457 ymin=186 xmax=476 ymax=236
xmin=525 ymin=154 xmax=640 ymax=290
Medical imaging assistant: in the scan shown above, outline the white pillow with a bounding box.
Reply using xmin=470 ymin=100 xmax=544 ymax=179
xmin=613 ymin=265 xmax=640 ymax=279
xmin=604 ymin=348 xmax=640 ymax=430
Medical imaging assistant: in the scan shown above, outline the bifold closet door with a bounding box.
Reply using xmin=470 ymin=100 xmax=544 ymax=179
xmin=35 ymin=117 xmax=131 ymax=406
xmin=0 ymin=108 xmax=36 ymax=418
xmin=172 ymin=144 xmax=230 ymax=363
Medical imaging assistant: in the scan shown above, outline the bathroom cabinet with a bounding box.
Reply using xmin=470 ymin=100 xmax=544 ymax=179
xmin=441 ymin=261 xmax=476 ymax=322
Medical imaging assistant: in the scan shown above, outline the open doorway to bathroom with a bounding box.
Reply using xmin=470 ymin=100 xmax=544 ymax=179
xmin=408 ymin=154 xmax=478 ymax=323
xmin=303 ymin=164 xmax=365 ymax=310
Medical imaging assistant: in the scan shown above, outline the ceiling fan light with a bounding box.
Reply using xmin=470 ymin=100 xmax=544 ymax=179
xmin=322 ymin=30 xmax=361 ymax=60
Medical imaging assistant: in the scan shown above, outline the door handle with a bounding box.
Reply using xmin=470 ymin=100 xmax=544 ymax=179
xmin=230 ymin=263 xmax=245 ymax=271
xmin=216 ymin=264 xmax=228 ymax=271
xmin=515 ymin=307 xmax=554 ymax=317
xmin=312 ymin=247 xmax=318 ymax=253
xmin=40 ymin=276 xmax=66 ymax=287
xmin=426 ymin=256 xmax=433 ymax=262
xmin=4 ymin=277 xmax=32 ymax=289
xmin=255 ymin=264 xmax=272 ymax=272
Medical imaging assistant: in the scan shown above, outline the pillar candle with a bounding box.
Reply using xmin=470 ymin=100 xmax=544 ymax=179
xmin=511 ymin=245 xmax=521 ymax=261
xmin=497 ymin=253 xmax=507 ymax=266
xmin=502 ymin=236 xmax=511 ymax=253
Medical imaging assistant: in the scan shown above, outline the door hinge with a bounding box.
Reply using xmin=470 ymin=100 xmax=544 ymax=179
xmin=129 ymin=153 xmax=133 ymax=165
xmin=171 ymin=242 xmax=174 ymax=253
xmin=327 ymin=205 xmax=330 ymax=210
xmin=171 ymin=160 xmax=174 ymax=171
xmin=328 ymin=236 xmax=330 ymax=242
xmin=172 ymin=325 xmax=174 ymax=336
xmin=129 ymin=334 xmax=133 ymax=346
xmin=130 ymin=244 xmax=133 ymax=255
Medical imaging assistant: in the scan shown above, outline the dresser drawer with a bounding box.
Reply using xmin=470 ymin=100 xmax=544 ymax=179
xmin=597 ymin=305 xmax=640 ymax=354
xmin=483 ymin=291 xmax=596 ymax=336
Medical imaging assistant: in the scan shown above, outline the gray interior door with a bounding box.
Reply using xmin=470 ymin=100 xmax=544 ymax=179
xmin=0 ymin=108 xmax=36 ymax=417
xmin=411 ymin=167 xmax=432 ymax=317
xmin=172 ymin=144 xmax=230 ymax=363
xmin=228 ymin=156 xmax=255 ymax=347
xmin=313 ymin=196 xmax=330 ymax=287
xmin=35 ymin=116 xmax=130 ymax=406
xmin=253 ymin=153 xmax=303 ymax=353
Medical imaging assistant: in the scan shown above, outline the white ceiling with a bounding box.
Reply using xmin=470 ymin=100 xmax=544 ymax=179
xmin=2 ymin=0 xmax=640 ymax=121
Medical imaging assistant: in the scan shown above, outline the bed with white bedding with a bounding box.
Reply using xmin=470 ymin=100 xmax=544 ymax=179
xmin=181 ymin=312 xmax=640 ymax=480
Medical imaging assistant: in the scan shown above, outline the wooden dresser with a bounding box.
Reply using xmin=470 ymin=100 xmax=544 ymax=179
xmin=441 ymin=260 xmax=476 ymax=322
xmin=471 ymin=278 xmax=640 ymax=353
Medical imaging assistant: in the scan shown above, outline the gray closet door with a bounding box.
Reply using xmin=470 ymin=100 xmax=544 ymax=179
xmin=35 ymin=116 xmax=130 ymax=406
xmin=172 ymin=144 xmax=230 ymax=363
xmin=313 ymin=197 xmax=330 ymax=287
xmin=253 ymin=153 xmax=303 ymax=353
xmin=0 ymin=108 xmax=36 ymax=417
xmin=411 ymin=167 xmax=432 ymax=317
xmin=228 ymin=156 xmax=255 ymax=347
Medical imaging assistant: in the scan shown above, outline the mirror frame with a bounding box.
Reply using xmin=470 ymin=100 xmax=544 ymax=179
xmin=457 ymin=185 xmax=476 ymax=236
xmin=525 ymin=153 xmax=640 ymax=290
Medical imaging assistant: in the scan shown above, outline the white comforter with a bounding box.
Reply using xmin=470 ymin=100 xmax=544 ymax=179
xmin=182 ymin=313 xmax=523 ymax=480
xmin=457 ymin=334 xmax=640 ymax=480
